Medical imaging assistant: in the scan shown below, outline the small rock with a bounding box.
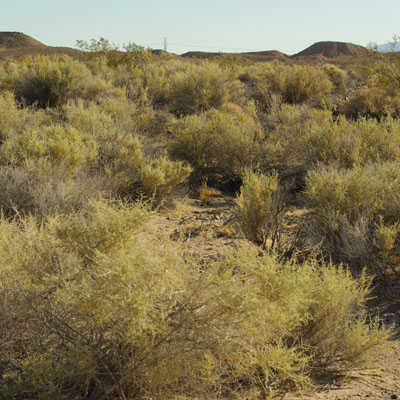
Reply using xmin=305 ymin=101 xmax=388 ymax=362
xmin=391 ymin=395 xmax=398 ymax=400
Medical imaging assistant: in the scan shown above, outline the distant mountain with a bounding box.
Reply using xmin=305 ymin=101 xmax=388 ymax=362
xmin=292 ymin=41 xmax=370 ymax=58
xmin=0 ymin=32 xmax=376 ymax=63
xmin=378 ymin=42 xmax=400 ymax=52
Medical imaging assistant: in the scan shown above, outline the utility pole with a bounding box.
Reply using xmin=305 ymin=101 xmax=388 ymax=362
xmin=164 ymin=37 xmax=167 ymax=52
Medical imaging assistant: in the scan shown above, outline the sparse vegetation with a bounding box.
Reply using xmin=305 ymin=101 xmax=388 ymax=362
xmin=0 ymin=42 xmax=398 ymax=399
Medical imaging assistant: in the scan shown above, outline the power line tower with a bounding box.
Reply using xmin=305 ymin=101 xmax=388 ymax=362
xmin=164 ymin=37 xmax=167 ymax=52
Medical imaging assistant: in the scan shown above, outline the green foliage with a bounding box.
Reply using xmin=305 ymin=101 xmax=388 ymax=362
xmin=237 ymin=168 xmax=278 ymax=244
xmin=169 ymin=105 xmax=263 ymax=181
xmin=5 ymin=55 xmax=89 ymax=107
xmin=76 ymin=37 xmax=119 ymax=53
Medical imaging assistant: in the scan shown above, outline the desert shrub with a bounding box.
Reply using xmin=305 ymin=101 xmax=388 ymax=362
xmin=304 ymin=162 xmax=400 ymax=270
xmin=5 ymin=55 xmax=89 ymax=107
xmin=0 ymin=123 xmax=98 ymax=173
xmin=264 ymin=106 xmax=400 ymax=181
xmin=139 ymin=156 xmax=192 ymax=197
xmin=237 ymin=168 xmax=279 ymax=245
xmin=246 ymin=62 xmax=332 ymax=108
xmin=365 ymin=51 xmax=400 ymax=93
xmin=339 ymin=87 xmax=400 ymax=118
xmin=169 ymin=106 xmax=263 ymax=181
xmin=321 ymin=63 xmax=347 ymax=91
xmin=166 ymin=61 xmax=245 ymax=114
xmin=305 ymin=162 xmax=400 ymax=220
xmin=0 ymin=165 xmax=107 ymax=217
xmin=63 ymin=99 xmax=188 ymax=197
xmin=0 ymin=91 xmax=55 ymax=141
xmin=0 ymin=203 xmax=389 ymax=398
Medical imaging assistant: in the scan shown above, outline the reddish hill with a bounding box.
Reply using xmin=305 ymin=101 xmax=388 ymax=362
xmin=0 ymin=32 xmax=44 ymax=50
xmin=0 ymin=32 xmax=83 ymax=60
xmin=293 ymin=41 xmax=369 ymax=58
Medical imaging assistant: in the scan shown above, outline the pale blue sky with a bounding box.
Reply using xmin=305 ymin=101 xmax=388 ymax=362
xmin=1 ymin=0 xmax=399 ymax=55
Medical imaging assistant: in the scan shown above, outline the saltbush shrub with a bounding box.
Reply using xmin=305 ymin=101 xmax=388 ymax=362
xmin=0 ymin=165 xmax=107 ymax=217
xmin=0 ymin=124 xmax=98 ymax=173
xmin=321 ymin=63 xmax=347 ymax=91
xmin=264 ymin=105 xmax=400 ymax=181
xmin=5 ymin=55 xmax=88 ymax=107
xmin=169 ymin=106 xmax=263 ymax=181
xmin=304 ymin=162 xmax=400 ymax=270
xmin=339 ymin=87 xmax=400 ymax=118
xmin=0 ymin=201 xmax=389 ymax=399
xmin=166 ymin=61 xmax=245 ymax=114
xmin=237 ymin=168 xmax=279 ymax=245
xmin=246 ymin=62 xmax=332 ymax=108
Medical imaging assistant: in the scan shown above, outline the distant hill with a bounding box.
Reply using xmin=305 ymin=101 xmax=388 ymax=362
xmin=0 ymin=32 xmax=374 ymax=63
xmin=292 ymin=41 xmax=370 ymax=58
xmin=0 ymin=32 xmax=83 ymax=60
xmin=0 ymin=32 xmax=44 ymax=50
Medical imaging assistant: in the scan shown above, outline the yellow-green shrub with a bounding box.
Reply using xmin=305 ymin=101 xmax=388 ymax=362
xmin=304 ymin=162 xmax=400 ymax=270
xmin=1 ymin=124 xmax=98 ymax=173
xmin=339 ymin=87 xmax=400 ymax=118
xmin=264 ymin=105 xmax=400 ymax=177
xmin=0 ymin=91 xmax=54 ymax=141
xmin=237 ymin=168 xmax=278 ymax=244
xmin=5 ymin=55 xmax=89 ymax=107
xmin=166 ymin=62 xmax=245 ymax=114
xmin=169 ymin=107 xmax=263 ymax=181
xmin=247 ymin=62 xmax=332 ymax=107
xmin=0 ymin=202 xmax=389 ymax=398
xmin=321 ymin=63 xmax=347 ymax=91
xmin=139 ymin=156 xmax=192 ymax=197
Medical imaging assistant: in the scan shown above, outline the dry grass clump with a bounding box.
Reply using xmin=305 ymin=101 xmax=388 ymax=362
xmin=0 ymin=165 xmax=107 ymax=217
xmin=0 ymin=199 xmax=390 ymax=399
